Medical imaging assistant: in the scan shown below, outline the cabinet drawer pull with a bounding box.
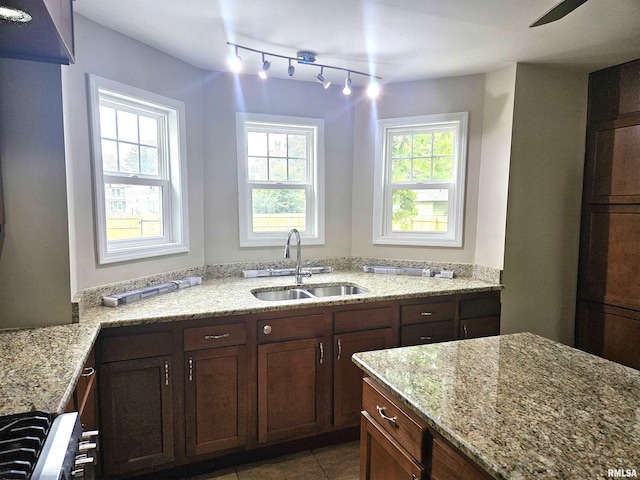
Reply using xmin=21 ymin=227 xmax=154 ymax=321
xmin=188 ymin=356 xmax=193 ymax=381
xmin=164 ymin=360 xmax=170 ymax=386
xmin=420 ymin=312 xmax=433 ymax=316
xmin=263 ymin=325 xmax=272 ymax=335
xmin=204 ymin=333 xmax=230 ymax=340
xmin=337 ymin=338 xmax=342 ymax=360
xmin=376 ymin=405 xmax=397 ymax=426
xmin=319 ymin=342 xmax=324 ymax=364
xmin=81 ymin=367 xmax=95 ymax=377
xmin=419 ymin=336 xmax=433 ymax=341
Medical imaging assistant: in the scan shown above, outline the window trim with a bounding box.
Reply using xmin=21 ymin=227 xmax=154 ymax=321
xmin=236 ymin=112 xmax=325 ymax=247
xmin=373 ymin=112 xmax=468 ymax=247
xmin=88 ymin=74 xmax=189 ymax=264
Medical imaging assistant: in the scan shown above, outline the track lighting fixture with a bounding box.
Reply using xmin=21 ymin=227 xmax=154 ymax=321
xmin=343 ymin=73 xmax=352 ymax=95
xmin=315 ymin=67 xmax=331 ymax=89
xmin=226 ymin=42 xmax=381 ymax=98
xmin=227 ymin=46 xmax=242 ymax=73
xmin=258 ymin=54 xmax=271 ymax=79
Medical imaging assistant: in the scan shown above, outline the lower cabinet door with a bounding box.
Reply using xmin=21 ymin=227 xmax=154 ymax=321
xmin=360 ymin=411 xmax=424 ymax=480
xmin=257 ymin=337 xmax=331 ymax=444
xmin=100 ymin=356 xmax=174 ymax=476
xmin=460 ymin=316 xmax=500 ymax=340
xmin=334 ymin=328 xmax=393 ymax=428
xmin=184 ymin=345 xmax=248 ymax=457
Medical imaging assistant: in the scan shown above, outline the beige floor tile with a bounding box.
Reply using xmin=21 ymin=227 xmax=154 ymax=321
xmin=236 ymin=451 xmax=329 ymax=480
xmin=186 ymin=467 xmax=238 ymax=480
xmin=313 ymin=441 xmax=360 ymax=480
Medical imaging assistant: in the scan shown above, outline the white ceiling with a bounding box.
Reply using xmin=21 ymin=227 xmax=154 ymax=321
xmin=74 ymin=0 xmax=640 ymax=86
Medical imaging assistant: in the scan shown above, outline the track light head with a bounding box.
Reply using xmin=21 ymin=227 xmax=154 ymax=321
xmin=259 ymin=54 xmax=271 ymax=79
xmin=367 ymin=81 xmax=380 ymax=99
xmin=316 ymin=67 xmax=331 ymax=89
xmin=343 ymin=73 xmax=352 ymax=95
xmin=288 ymin=59 xmax=295 ymax=77
xmin=228 ymin=46 xmax=242 ymax=73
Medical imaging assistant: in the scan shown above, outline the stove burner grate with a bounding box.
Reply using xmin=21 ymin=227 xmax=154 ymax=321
xmin=0 ymin=411 xmax=52 ymax=479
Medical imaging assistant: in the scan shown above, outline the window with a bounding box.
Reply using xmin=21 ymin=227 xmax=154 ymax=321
xmin=373 ymin=112 xmax=468 ymax=247
xmin=236 ymin=113 xmax=325 ymax=247
xmin=88 ymin=75 xmax=188 ymax=264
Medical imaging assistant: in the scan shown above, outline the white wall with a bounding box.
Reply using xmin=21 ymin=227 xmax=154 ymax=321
xmin=501 ymin=64 xmax=588 ymax=345
xmin=350 ymin=75 xmax=487 ymax=263
xmin=0 ymin=58 xmax=72 ymax=329
xmin=63 ymin=15 xmax=206 ymax=291
xmin=475 ymin=65 xmax=517 ymax=270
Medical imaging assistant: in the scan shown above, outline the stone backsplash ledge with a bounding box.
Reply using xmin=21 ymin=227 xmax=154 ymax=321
xmin=72 ymin=257 xmax=503 ymax=321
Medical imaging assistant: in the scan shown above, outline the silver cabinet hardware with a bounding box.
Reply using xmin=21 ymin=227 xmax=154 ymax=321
xmin=420 ymin=312 xmax=433 ymax=316
xmin=188 ymin=356 xmax=193 ymax=381
xmin=319 ymin=342 xmax=324 ymax=364
xmin=204 ymin=333 xmax=230 ymax=340
xmin=337 ymin=338 xmax=342 ymax=360
xmin=376 ymin=405 xmax=397 ymax=426
xmin=263 ymin=325 xmax=272 ymax=335
xmin=81 ymin=367 xmax=95 ymax=377
xmin=164 ymin=360 xmax=169 ymax=386
xmin=463 ymin=324 xmax=468 ymax=338
xmin=419 ymin=336 xmax=433 ymax=341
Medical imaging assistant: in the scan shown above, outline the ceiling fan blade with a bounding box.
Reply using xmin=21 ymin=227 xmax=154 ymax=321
xmin=529 ymin=0 xmax=590 ymax=27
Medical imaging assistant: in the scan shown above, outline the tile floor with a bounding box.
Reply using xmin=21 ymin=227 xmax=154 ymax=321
xmin=185 ymin=441 xmax=360 ymax=480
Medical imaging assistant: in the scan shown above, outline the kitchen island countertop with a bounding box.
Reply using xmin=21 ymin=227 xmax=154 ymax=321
xmin=352 ymin=332 xmax=640 ymax=479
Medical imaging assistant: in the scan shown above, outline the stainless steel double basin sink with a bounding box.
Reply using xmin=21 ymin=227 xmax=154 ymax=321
xmin=252 ymin=284 xmax=367 ymax=301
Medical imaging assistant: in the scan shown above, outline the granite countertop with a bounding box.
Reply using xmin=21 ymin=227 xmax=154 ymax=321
xmin=80 ymin=271 xmax=500 ymax=327
xmin=0 ymin=270 xmax=499 ymax=418
xmin=352 ymin=332 xmax=640 ymax=480
xmin=0 ymin=323 xmax=100 ymax=417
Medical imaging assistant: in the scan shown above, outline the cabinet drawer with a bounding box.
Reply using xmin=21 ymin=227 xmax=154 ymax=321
xmin=401 ymin=321 xmax=456 ymax=346
xmin=184 ymin=323 xmax=247 ymax=351
xmin=334 ymin=306 xmax=393 ymax=333
xmin=257 ymin=313 xmax=327 ymax=343
xmin=401 ymin=301 xmax=455 ymax=325
xmin=362 ymin=377 xmax=428 ymax=462
xmin=431 ymin=434 xmax=492 ymax=480
xmin=101 ymin=332 xmax=173 ymax=363
xmin=459 ymin=293 xmax=500 ymax=319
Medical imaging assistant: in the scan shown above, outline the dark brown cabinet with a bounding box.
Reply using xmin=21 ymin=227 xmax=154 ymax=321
xmin=184 ymin=321 xmax=248 ymax=457
xmin=256 ymin=311 xmax=332 ymax=444
xmin=333 ymin=304 xmax=396 ymax=428
xmin=576 ymin=58 xmax=640 ymax=370
xmin=99 ymin=329 xmax=175 ymax=477
xmin=0 ymin=0 xmax=75 ymax=64
xmin=360 ymin=377 xmax=492 ymax=480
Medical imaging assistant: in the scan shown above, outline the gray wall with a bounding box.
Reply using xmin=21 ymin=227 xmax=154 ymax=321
xmin=0 ymin=58 xmax=72 ymax=328
xmin=501 ymin=63 xmax=588 ymax=345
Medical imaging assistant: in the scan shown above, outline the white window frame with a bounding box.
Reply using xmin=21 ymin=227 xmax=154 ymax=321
xmin=373 ymin=112 xmax=468 ymax=247
xmin=236 ymin=113 xmax=325 ymax=247
xmin=88 ymin=74 xmax=189 ymax=264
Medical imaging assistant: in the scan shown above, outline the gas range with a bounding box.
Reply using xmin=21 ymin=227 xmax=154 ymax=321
xmin=0 ymin=410 xmax=95 ymax=479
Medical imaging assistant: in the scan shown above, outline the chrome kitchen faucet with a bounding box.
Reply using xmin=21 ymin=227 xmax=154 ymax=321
xmin=284 ymin=228 xmax=312 ymax=285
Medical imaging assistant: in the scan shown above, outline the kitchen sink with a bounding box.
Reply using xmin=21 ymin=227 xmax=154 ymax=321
xmin=305 ymin=285 xmax=367 ymax=297
xmin=252 ymin=284 xmax=367 ymax=301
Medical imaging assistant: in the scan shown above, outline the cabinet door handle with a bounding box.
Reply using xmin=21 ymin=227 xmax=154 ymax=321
xmin=164 ymin=360 xmax=170 ymax=386
xmin=188 ymin=356 xmax=193 ymax=381
xmin=336 ymin=338 xmax=342 ymax=360
xmin=419 ymin=336 xmax=433 ymax=341
xmin=376 ymin=405 xmax=397 ymax=426
xmin=463 ymin=324 xmax=468 ymax=338
xmin=319 ymin=342 xmax=324 ymax=364
xmin=263 ymin=325 xmax=272 ymax=335
xmin=420 ymin=312 xmax=433 ymax=316
xmin=81 ymin=367 xmax=95 ymax=377
xmin=204 ymin=333 xmax=230 ymax=340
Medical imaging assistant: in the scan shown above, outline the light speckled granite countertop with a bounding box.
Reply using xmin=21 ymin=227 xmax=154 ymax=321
xmin=352 ymin=332 xmax=640 ymax=480
xmin=80 ymin=271 xmax=500 ymax=327
xmin=0 ymin=323 xmax=100 ymax=417
xmin=0 ymin=271 xmax=498 ymax=418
